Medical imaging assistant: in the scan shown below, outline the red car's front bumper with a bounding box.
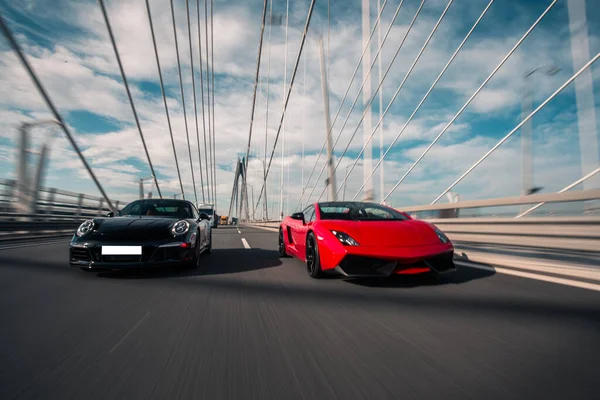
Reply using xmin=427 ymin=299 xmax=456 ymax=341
xmin=319 ymin=239 xmax=455 ymax=277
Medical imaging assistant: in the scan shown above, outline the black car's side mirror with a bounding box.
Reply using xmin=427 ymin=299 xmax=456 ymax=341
xmin=291 ymin=212 xmax=305 ymax=223
xmin=199 ymin=213 xmax=210 ymax=221
xmin=106 ymin=211 xmax=114 ymax=217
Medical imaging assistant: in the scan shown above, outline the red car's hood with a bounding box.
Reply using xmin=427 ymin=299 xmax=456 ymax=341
xmin=319 ymin=219 xmax=441 ymax=247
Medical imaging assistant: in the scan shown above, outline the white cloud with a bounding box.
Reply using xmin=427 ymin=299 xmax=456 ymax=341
xmin=0 ymin=0 xmax=598 ymax=217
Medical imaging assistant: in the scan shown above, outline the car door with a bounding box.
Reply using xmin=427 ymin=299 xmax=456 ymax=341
xmin=291 ymin=205 xmax=314 ymax=258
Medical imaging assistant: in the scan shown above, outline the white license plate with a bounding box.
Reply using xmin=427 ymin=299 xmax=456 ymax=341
xmin=101 ymin=246 xmax=142 ymax=255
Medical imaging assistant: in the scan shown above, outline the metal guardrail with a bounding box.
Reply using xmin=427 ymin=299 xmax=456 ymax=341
xmin=0 ymin=178 xmax=122 ymax=217
xmin=428 ymin=217 xmax=600 ymax=252
xmin=400 ymin=189 xmax=600 ymax=213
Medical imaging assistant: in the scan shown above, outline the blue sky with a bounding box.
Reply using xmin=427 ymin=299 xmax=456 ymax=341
xmin=0 ymin=0 xmax=599 ymax=216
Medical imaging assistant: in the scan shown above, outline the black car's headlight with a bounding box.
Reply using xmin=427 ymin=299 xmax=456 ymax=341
xmin=331 ymin=230 xmax=359 ymax=246
xmin=171 ymin=220 xmax=190 ymax=236
xmin=434 ymin=227 xmax=450 ymax=244
xmin=76 ymin=220 xmax=95 ymax=237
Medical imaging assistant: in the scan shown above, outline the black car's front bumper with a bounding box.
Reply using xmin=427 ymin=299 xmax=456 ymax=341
xmin=69 ymin=241 xmax=194 ymax=269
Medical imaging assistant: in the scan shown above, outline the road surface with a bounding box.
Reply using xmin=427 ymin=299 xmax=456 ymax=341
xmin=1 ymin=226 xmax=599 ymax=399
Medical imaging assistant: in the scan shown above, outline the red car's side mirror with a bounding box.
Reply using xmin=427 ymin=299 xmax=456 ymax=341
xmin=291 ymin=212 xmax=305 ymax=223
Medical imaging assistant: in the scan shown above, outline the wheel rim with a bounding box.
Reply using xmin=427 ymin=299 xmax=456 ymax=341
xmin=306 ymin=237 xmax=315 ymax=274
xmin=279 ymin=230 xmax=284 ymax=253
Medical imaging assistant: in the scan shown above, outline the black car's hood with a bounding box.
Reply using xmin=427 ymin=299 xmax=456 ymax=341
xmin=91 ymin=217 xmax=181 ymax=240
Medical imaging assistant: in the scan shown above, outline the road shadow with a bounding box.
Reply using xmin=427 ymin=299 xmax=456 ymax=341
xmin=345 ymin=253 xmax=496 ymax=288
xmin=95 ymin=248 xmax=283 ymax=280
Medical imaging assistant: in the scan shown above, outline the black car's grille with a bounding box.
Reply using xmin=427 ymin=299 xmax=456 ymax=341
xmin=84 ymin=245 xmax=187 ymax=263
xmin=101 ymin=255 xmax=142 ymax=262
xmin=71 ymin=248 xmax=90 ymax=262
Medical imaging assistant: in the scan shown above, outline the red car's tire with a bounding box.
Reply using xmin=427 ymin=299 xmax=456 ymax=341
xmin=306 ymin=232 xmax=323 ymax=279
xmin=278 ymin=228 xmax=288 ymax=257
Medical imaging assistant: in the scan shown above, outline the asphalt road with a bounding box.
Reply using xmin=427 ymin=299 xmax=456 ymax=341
xmin=1 ymin=226 xmax=599 ymax=400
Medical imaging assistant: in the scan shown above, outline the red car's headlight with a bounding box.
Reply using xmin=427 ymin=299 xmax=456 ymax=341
xmin=331 ymin=230 xmax=360 ymax=246
xmin=434 ymin=227 xmax=450 ymax=244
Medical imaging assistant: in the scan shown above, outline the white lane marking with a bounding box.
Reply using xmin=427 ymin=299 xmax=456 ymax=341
xmin=0 ymin=239 xmax=69 ymax=251
xmin=456 ymin=261 xmax=600 ymax=292
xmin=241 ymin=238 xmax=251 ymax=249
xmin=237 ymin=227 xmax=241 ymax=234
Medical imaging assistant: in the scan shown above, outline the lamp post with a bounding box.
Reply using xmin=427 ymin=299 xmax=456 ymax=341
xmin=15 ymin=119 xmax=60 ymax=215
xmin=521 ymin=64 xmax=561 ymax=205
xmin=173 ymin=192 xmax=183 ymax=199
xmin=139 ymin=175 xmax=154 ymax=199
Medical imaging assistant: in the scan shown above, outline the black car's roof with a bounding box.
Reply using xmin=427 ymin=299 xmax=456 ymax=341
xmin=127 ymin=199 xmax=195 ymax=207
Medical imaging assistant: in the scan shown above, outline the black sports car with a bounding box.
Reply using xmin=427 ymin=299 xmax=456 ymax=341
xmin=70 ymin=199 xmax=212 ymax=271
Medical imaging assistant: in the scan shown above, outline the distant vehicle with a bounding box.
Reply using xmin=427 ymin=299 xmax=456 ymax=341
xmin=278 ymin=201 xmax=455 ymax=279
xmin=197 ymin=204 xmax=219 ymax=228
xmin=220 ymin=215 xmax=228 ymax=225
xmin=70 ymin=199 xmax=212 ymax=272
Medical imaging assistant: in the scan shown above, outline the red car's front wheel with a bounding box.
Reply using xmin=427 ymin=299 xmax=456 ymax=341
xmin=306 ymin=232 xmax=323 ymax=279
xmin=278 ymin=228 xmax=288 ymax=257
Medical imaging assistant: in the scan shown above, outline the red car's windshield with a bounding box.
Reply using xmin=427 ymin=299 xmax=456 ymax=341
xmin=318 ymin=202 xmax=408 ymax=221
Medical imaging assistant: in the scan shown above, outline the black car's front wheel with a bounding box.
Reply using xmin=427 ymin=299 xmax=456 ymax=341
xmin=306 ymin=232 xmax=323 ymax=279
xmin=185 ymin=235 xmax=201 ymax=269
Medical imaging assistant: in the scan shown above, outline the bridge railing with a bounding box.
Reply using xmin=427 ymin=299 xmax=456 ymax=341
xmin=0 ymin=178 xmax=122 ymax=218
xmin=0 ymin=179 xmax=124 ymax=241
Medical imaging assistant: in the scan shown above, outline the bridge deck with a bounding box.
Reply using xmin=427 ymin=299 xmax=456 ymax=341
xmin=0 ymin=227 xmax=598 ymax=400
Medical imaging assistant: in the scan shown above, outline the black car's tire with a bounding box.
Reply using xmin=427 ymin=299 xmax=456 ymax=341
xmin=278 ymin=228 xmax=288 ymax=257
xmin=185 ymin=235 xmax=201 ymax=269
xmin=306 ymin=232 xmax=323 ymax=279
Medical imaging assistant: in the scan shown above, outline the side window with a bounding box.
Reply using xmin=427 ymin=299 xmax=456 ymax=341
xmin=304 ymin=205 xmax=315 ymax=222
xmin=190 ymin=204 xmax=199 ymax=219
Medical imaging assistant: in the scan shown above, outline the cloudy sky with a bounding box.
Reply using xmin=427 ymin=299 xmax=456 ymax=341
xmin=1 ymin=0 xmax=599 ymax=217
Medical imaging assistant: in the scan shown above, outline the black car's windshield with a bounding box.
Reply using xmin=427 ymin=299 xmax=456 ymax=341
xmin=318 ymin=202 xmax=408 ymax=221
xmin=119 ymin=200 xmax=194 ymax=218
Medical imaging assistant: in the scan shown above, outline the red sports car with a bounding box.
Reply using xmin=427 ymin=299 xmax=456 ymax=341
xmin=278 ymin=201 xmax=456 ymax=278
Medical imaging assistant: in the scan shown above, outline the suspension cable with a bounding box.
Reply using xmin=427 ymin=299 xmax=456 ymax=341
xmin=146 ymin=0 xmax=185 ymax=200
xmin=280 ymin=0 xmax=290 ymax=220
xmin=186 ymin=0 xmax=205 ymax=203
xmin=170 ymin=0 xmax=197 ymax=203
xmin=210 ymin=0 xmax=217 ymax=211
xmin=348 ymin=0 xmax=495 ymax=201
xmin=431 ymin=51 xmax=599 ymax=205
xmin=294 ymin=0 xmax=393 ymax=211
xmin=197 ymin=0 xmax=210 ymax=204
xmin=253 ymin=0 xmax=316 ymax=215
xmin=382 ymin=0 xmax=558 ymax=203
xmin=242 ymin=0 xmax=268 ymax=219
xmin=263 ymin=0 xmax=274 ymax=220
xmin=98 ymin=0 xmax=162 ymax=199
xmin=307 ymin=0 xmax=423 ymax=205
xmin=324 ymin=0 xmax=454 ymax=202
xmin=0 ymin=12 xmax=116 ymax=212
xmin=203 ymin=0 xmax=213 ymax=204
